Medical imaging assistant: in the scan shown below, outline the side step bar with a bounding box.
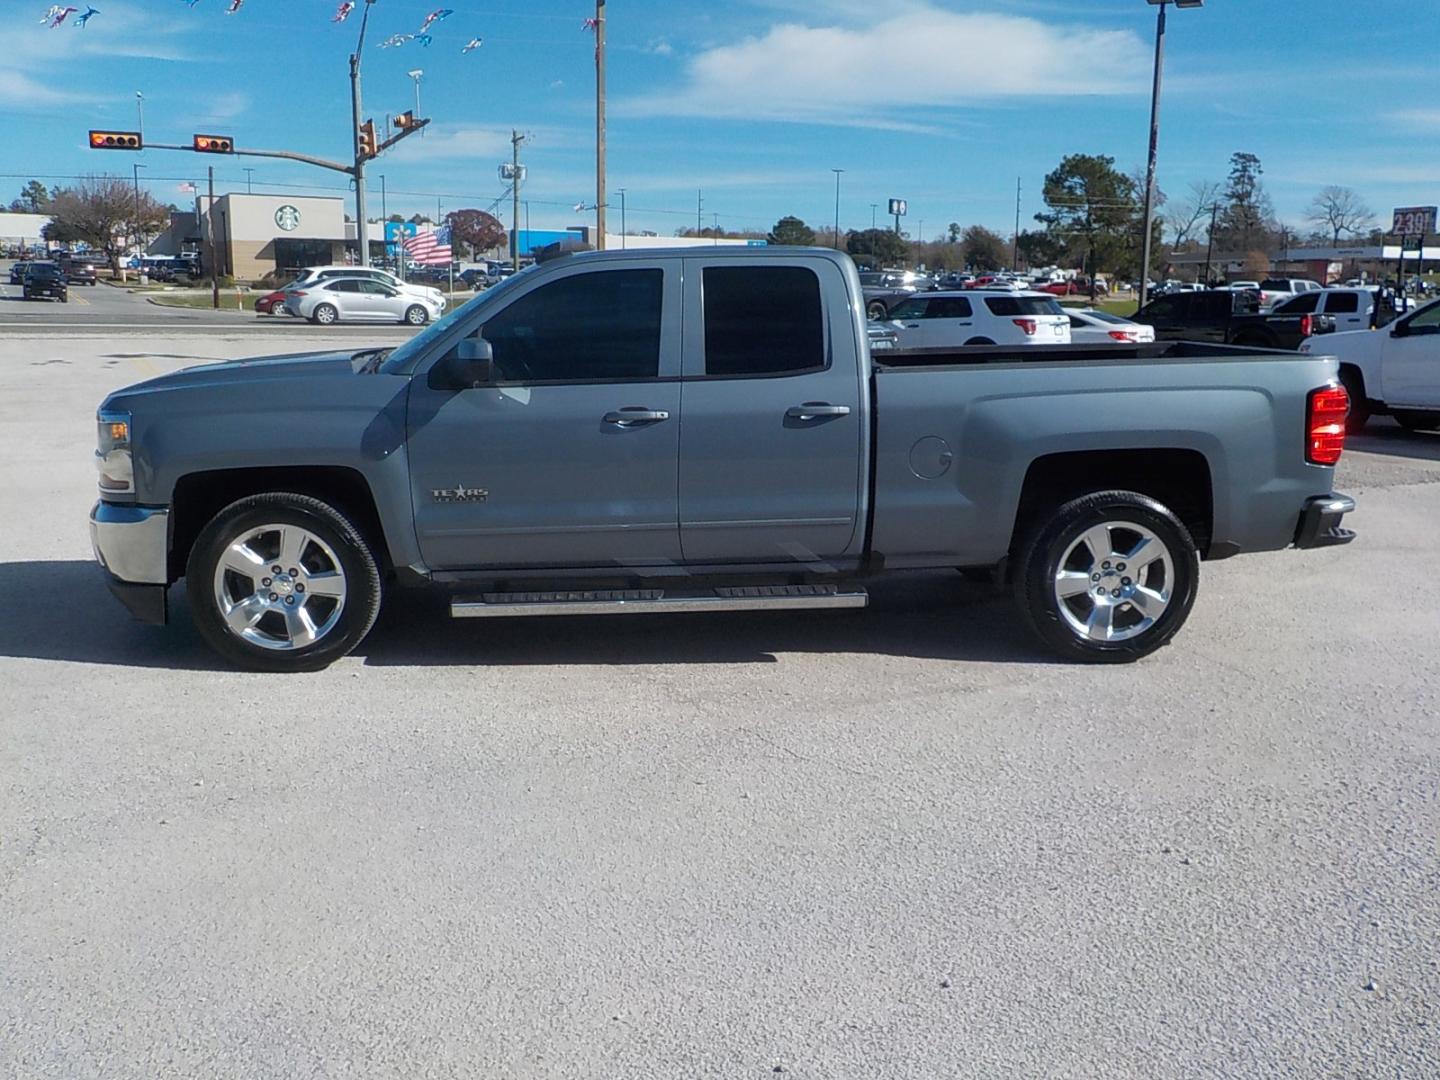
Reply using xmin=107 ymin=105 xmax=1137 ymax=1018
xmin=451 ymin=584 xmax=869 ymax=619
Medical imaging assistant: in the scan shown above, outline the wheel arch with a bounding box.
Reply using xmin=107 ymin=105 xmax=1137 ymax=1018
xmin=169 ymin=466 xmax=392 ymax=582
xmin=1008 ymin=448 xmax=1214 ymax=569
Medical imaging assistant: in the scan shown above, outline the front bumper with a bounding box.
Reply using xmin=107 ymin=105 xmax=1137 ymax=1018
xmin=90 ymin=502 xmax=170 ymax=624
xmin=1295 ymin=493 xmax=1357 ymax=549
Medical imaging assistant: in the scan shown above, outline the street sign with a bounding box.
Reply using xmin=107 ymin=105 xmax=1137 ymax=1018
xmin=498 ymin=163 xmax=527 ymax=183
xmin=1391 ymin=206 xmax=1436 ymax=237
xmin=888 ymin=198 xmax=907 ymax=217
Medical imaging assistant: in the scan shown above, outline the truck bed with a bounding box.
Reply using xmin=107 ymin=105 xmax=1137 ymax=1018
xmin=873 ymin=340 xmax=1313 ymax=369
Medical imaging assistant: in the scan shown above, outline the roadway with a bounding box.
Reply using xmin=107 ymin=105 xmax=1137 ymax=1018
xmin=1 ymin=328 xmax=1437 ymax=1078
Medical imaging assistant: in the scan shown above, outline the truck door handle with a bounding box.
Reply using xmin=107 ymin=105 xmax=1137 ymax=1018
xmin=786 ymin=402 xmax=851 ymax=421
xmin=903 ymin=322 xmax=920 ymax=329
xmin=603 ymin=408 xmax=670 ymax=426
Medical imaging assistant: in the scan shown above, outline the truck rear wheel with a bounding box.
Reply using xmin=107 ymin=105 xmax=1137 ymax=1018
xmin=1339 ymin=368 xmax=1370 ymax=433
xmin=1014 ymin=490 xmax=1199 ymax=663
xmin=186 ymin=492 xmax=382 ymax=672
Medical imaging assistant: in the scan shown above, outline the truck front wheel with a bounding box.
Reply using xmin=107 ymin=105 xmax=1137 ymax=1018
xmin=1014 ymin=490 xmax=1199 ymax=663
xmin=186 ymin=492 xmax=382 ymax=672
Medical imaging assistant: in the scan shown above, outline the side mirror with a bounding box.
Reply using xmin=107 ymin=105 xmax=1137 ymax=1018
xmin=430 ymin=337 xmax=494 ymax=390
xmin=1391 ymin=323 xmax=1408 ymax=338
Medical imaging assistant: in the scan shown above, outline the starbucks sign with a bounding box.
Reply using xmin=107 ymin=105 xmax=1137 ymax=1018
xmin=274 ymin=205 xmax=301 ymax=231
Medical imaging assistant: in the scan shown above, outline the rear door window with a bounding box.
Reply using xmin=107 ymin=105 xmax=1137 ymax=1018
xmin=930 ymin=297 xmax=973 ymax=318
xmin=984 ymin=296 xmax=1063 ymax=316
xmin=1277 ymin=293 xmax=1320 ymax=313
xmin=1324 ymin=292 xmax=1360 ymax=313
xmin=703 ymin=266 xmax=824 ymax=377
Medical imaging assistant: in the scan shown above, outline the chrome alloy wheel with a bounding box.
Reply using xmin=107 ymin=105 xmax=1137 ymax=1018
xmin=1052 ymin=520 xmax=1173 ymax=643
xmin=211 ymin=523 xmax=348 ymax=651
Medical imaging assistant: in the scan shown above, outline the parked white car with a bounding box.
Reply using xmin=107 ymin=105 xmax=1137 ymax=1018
xmin=1065 ymin=308 xmax=1156 ymax=344
xmin=1258 ymin=277 xmax=1324 ymax=310
xmin=287 ymin=265 xmax=446 ymax=313
xmin=886 ymin=290 xmax=1071 ymax=348
xmin=1300 ymin=296 xmax=1440 ymax=431
xmin=284 ymin=275 xmax=445 ymax=325
xmin=1273 ymin=288 xmax=1376 ymax=333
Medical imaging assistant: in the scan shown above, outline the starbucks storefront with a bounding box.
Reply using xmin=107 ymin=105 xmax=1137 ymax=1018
xmin=198 ymin=193 xmax=348 ymax=281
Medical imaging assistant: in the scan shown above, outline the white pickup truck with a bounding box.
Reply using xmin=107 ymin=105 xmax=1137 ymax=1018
xmin=1303 ymin=296 xmax=1440 ymax=431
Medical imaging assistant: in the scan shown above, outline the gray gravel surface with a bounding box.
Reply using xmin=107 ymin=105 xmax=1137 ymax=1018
xmin=1 ymin=333 xmax=1437 ymax=1078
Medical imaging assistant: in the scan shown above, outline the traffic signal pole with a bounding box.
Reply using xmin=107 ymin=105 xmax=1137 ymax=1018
xmin=350 ymin=0 xmax=377 ymax=268
xmin=206 ymin=166 xmax=219 ymax=309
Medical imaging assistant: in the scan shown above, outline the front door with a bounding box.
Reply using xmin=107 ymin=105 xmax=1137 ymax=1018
xmin=406 ymin=262 xmax=684 ymax=569
xmin=677 ymin=259 xmax=865 ymax=564
xmin=1383 ymin=303 xmax=1440 ymax=408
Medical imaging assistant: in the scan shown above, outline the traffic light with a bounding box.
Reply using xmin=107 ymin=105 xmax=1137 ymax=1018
xmin=89 ymin=130 xmax=143 ymax=151
xmin=193 ymin=134 xmax=234 ymax=154
xmin=393 ymin=111 xmax=416 ymax=131
xmin=357 ymin=119 xmax=378 ymax=160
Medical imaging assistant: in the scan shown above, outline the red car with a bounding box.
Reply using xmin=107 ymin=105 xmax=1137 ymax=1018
xmin=254 ymin=290 xmax=289 ymax=315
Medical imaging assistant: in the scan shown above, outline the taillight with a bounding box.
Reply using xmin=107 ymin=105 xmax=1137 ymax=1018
xmin=1013 ymin=318 xmax=1038 ymax=335
xmin=1108 ymin=330 xmax=1136 ymax=342
xmin=291 ymin=290 xmax=306 ymax=296
xmin=1299 ymin=314 xmax=1312 ymax=336
xmin=1307 ymin=385 xmax=1348 ymax=465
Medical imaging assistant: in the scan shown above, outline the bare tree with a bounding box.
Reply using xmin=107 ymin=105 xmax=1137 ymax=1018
xmin=45 ymin=175 xmax=169 ymax=273
xmin=1166 ymin=179 xmax=1224 ymax=248
xmin=1306 ymin=186 xmax=1375 ymax=244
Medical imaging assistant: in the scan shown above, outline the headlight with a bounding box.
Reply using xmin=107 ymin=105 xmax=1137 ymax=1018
xmin=96 ymin=409 xmax=134 ymax=494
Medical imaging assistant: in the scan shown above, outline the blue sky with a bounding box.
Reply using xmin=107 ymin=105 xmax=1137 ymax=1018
xmin=1 ymin=0 xmax=1436 ymax=240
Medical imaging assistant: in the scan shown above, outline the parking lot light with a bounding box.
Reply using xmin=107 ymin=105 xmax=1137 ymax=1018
xmin=1139 ymin=0 xmax=1203 ymax=311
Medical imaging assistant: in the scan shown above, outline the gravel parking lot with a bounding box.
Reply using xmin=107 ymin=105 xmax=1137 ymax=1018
xmin=2 ymin=324 xmax=1438 ymax=1078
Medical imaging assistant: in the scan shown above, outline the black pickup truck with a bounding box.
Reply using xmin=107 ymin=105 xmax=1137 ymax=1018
xmin=1132 ymin=289 xmax=1335 ymax=350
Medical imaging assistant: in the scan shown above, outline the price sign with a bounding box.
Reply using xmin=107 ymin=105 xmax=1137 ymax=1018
xmin=888 ymin=198 xmax=907 ymax=217
xmin=1391 ymin=206 xmax=1436 ymax=237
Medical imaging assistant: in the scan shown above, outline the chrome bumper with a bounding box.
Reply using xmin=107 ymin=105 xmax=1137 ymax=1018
xmin=90 ymin=502 xmax=169 ymax=584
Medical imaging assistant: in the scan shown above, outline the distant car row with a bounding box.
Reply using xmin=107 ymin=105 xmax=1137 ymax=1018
xmin=9 ymin=258 xmax=97 ymax=287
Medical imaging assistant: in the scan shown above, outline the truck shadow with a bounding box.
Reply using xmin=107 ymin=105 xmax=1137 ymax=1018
xmin=1347 ymin=419 xmax=1440 ymax=463
xmin=0 ymin=561 xmax=1053 ymax=670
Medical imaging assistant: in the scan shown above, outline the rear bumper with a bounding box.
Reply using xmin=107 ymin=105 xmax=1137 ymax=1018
xmin=1295 ymin=493 xmax=1357 ymax=549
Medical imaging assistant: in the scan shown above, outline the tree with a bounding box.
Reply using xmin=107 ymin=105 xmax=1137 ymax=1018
xmin=845 ymin=227 xmax=909 ymax=268
xmin=1214 ymin=152 xmax=1276 ymax=255
xmin=1306 ymin=186 xmax=1374 ymax=244
xmin=959 ymin=224 xmax=1009 ymax=270
xmin=44 ymin=175 xmax=169 ymax=272
xmin=1015 ymin=230 xmax=1067 ymax=270
xmin=9 ymin=180 xmax=51 ymax=213
xmin=1165 ymin=179 xmax=1224 ymax=248
xmin=445 ymin=208 xmax=506 ymax=257
xmin=1034 ymin=153 xmax=1139 ymax=299
xmin=946 ymin=222 xmax=963 ymax=243
xmin=767 ymin=215 xmax=816 ymax=246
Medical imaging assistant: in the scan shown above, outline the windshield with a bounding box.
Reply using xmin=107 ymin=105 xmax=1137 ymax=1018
xmin=379 ymin=263 xmax=539 ymax=374
xmin=1082 ymin=310 xmax=1132 ymax=325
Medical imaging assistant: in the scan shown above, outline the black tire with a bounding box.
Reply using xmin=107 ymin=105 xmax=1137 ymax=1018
xmin=311 ymin=303 xmax=338 ymax=325
xmin=186 ymin=492 xmax=382 ymax=672
xmin=964 ymin=337 xmax=996 ymax=346
xmin=1394 ymin=410 xmax=1440 ymax=432
xmin=1014 ymin=490 xmax=1199 ymax=663
xmin=403 ymin=304 xmax=428 ymax=326
xmin=866 ymin=300 xmax=888 ymax=321
xmin=1339 ymin=367 xmax=1370 ymax=433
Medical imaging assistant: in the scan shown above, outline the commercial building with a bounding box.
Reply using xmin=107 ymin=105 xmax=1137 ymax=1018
xmin=0 ymin=211 xmax=51 ymax=252
xmin=150 ymin=193 xmax=348 ymax=280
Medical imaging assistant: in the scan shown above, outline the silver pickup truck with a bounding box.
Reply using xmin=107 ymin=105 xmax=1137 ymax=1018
xmin=91 ymin=247 xmax=1356 ymax=672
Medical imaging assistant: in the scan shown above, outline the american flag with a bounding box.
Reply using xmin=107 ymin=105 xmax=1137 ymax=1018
xmin=402 ymin=223 xmax=453 ymax=266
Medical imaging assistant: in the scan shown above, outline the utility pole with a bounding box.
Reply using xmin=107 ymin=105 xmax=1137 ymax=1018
xmin=832 ymin=169 xmax=844 ymax=250
xmin=1013 ymin=176 xmax=1021 ymax=270
xmin=594 ymin=0 xmax=607 ymax=249
xmin=379 ymin=174 xmax=386 ymax=223
xmin=131 ymin=162 xmax=144 ymax=259
xmin=1202 ymin=201 xmax=1219 ymax=284
xmin=870 ymin=203 xmax=878 ymax=229
xmin=349 ymin=0 xmax=377 ymax=268
xmin=206 ymin=165 xmax=218 ymax=309
xmin=511 ymin=129 xmax=524 ymax=264
xmin=243 ymin=167 xmax=254 ymax=194
xmin=696 ymin=189 xmax=703 ymax=234
xmin=618 ymin=188 xmax=626 ymax=249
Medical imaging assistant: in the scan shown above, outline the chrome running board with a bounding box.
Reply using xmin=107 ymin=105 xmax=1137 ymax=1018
xmin=450 ymin=584 xmax=869 ymax=618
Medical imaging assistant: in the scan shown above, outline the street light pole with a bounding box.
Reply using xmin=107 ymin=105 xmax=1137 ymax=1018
xmin=594 ymin=0 xmax=607 ymax=249
xmin=618 ymin=187 xmax=626 ymax=249
xmin=1139 ymin=0 xmax=1203 ymax=310
xmin=135 ymin=91 xmax=144 ymax=138
xmin=407 ymin=70 xmax=423 ymax=137
xmin=131 ymin=162 xmax=145 ymax=260
xmin=832 ymin=168 xmax=844 ymax=250
xmin=350 ymin=0 xmax=377 ymax=268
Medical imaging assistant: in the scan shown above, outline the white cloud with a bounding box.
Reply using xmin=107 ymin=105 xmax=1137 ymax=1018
xmin=621 ymin=8 xmax=1148 ymax=129
xmin=1387 ymin=109 xmax=1440 ymax=133
xmin=644 ymin=38 xmax=674 ymax=57
xmin=0 ymin=69 xmax=102 ymax=109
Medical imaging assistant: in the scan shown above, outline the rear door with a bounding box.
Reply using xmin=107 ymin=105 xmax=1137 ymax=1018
xmin=922 ymin=295 xmax=977 ymax=345
xmin=1320 ymin=290 xmax=1367 ymax=332
xmin=678 ymin=260 xmax=865 ymax=563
